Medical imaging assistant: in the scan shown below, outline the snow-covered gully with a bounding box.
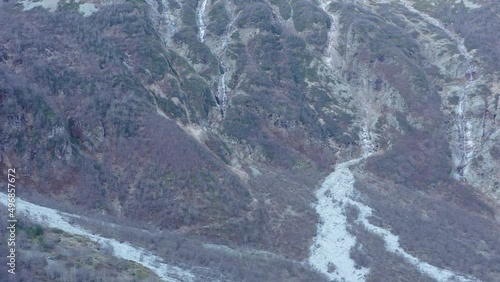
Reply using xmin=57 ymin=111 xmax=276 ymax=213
xmin=0 ymin=193 xmax=195 ymax=282
xmin=309 ymin=156 xmax=370 ymax=282
xmin=308 ymin=151 xmax=479 ymax=281
xmin=197 ymin=0 xmax=208 ymax=42
xmin=456 ymin=54 xmax=476 ymax=178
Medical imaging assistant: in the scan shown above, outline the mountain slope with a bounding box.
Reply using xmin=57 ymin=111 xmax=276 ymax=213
xmin=0 ymin=0 xmax=499 ymax=281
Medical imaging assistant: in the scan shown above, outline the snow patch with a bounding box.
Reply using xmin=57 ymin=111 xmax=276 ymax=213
xmin=20 ymin=0 xmax=101 ymax=15
xmin=21 ymin=0 xmax=59 ymax=12
xmin=79 ymin=2 xmax=98 ymax=17
xmin=197 ymin=0 xmax=209 ymax=42
xmin=456 ymin=0 xmax=481 ymax=9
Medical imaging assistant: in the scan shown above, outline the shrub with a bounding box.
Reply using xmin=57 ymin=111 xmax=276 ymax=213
xmin=236 ymin=3 xmax=279 ymax=33
xmin=183 ymin=76 xmax=215 ymax=117
xmin=366 ymin=131 xmax=451 ymax=189
xmin=270 ymin=0 xmax=291 ymax=20
xmin=181 ymin=4 xmax=197 ymax=27
xmin=291 ymin=0 xmax=330 ymax=47
xmin=490 ymin=145 xmax=500 ymax=160
xmin=156 ymin=97 xmax=186 ymax=119
xmin=207 ymin=2 xmax=229 ymax=36
xmin=291 ymin=0 xmax=331 ymax=32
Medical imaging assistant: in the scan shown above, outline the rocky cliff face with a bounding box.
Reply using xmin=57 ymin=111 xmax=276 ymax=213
xmin=0 ymin=0 xmax=499 ymax=281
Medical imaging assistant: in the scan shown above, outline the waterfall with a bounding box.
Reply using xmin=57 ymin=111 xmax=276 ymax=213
xmin=197 ymin=0 xmax=208 ymax=42
xmin=217 ymin=10 xmax=241 ymax=116
xmin=399 ymin=0 xmax=478 ymax=180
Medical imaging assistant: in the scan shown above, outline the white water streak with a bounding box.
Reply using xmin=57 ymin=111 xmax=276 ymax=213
xmin=197 ymin=0 xmax=208 ymax=42
xmin=145 ymin=0 xmax=177 ymax=44
xmin=399 ymin=0 xmax=478 ymax=179
xmin=0 ymin=193 xmax=195 ymax=282
xmin=318 ymin=0 xmax=338 ymax=69
xmin=218 ymin=11 xmax=240 ymax=115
